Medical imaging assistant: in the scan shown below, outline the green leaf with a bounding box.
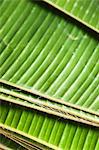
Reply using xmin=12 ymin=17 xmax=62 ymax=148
xmin=0 ymin=82 xmax=99 ymax=127
xmin=0 ymin=134 xmax=26 ymax=150
xmin=0 ymin=100 xmax=99 ymax=150
xmin=0 ymin=128 xmax=48 ymax=150
xmin=0 ymin=0 xmax=99 ymax=110
xmin=0 ymin=0 xmax=99 ymax=149
xmin=42 ymin=0 xmax=99 ymax=33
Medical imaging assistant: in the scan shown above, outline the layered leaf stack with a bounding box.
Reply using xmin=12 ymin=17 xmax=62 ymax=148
xmin=0 ymin=0 xmax=99 ymax=149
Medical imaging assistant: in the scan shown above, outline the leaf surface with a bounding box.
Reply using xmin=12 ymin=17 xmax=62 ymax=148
xmin=0 ymin=0 xmax=99 ymax=149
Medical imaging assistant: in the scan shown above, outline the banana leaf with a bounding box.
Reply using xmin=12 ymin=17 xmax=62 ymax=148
xmin=0 ymin=101 xmax=99 ymax=150
xmin=0 ymin=0 xmax=99 ymax=114
xmin=42 ymin=0 xmax=99 ymax=33
xmin=0 ymin=81 xmax=99 ymax=127
xmin=0 ymin=0 xmax=99 ymax=149
xmin=0 ymin=134 xmax=26 ymax=150
xmin=0 ymin=128 xmax=48 ymax=150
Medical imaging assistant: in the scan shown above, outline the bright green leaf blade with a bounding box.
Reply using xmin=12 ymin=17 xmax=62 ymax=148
xmin=42 ymin=0 xmax=99 ymax=33
xmin=0 ymin=101 xmax=99 ymax=150
xmin=0 ymin=0 xmax=99 ymax=149
xmin=0 ymin=0 xmax=99 ymax=110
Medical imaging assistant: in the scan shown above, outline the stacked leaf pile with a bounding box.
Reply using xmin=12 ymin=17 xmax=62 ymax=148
xmin=0 ymin=0 xmax=99 ymax=149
